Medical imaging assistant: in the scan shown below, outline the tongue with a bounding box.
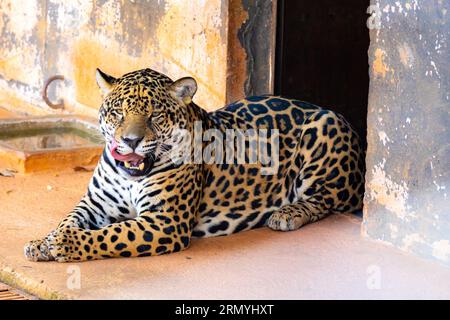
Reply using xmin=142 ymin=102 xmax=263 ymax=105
xmin=110 ymin=141 xmax=144 ymax=162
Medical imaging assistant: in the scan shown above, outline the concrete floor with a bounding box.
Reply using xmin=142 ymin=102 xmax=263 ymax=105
xmin=1 ymin=171 xmax=450 ymax=299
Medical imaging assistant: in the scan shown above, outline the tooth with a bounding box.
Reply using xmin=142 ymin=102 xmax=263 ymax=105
xmin=139 ymin=162 xmax=145 ymax=170
xmin=124 ymin=161 xmax=131 ymax=168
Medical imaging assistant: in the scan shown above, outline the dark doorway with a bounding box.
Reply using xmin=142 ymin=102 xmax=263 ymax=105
xmin=275 ymin=0 xmax=370 ymax=149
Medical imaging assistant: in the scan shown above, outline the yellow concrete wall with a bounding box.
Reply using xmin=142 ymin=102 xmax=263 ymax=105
xmin=0 ymin=0 xmax=230 ymax=117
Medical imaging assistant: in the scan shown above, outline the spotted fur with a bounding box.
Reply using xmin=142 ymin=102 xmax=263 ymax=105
xmin=24 ymin=68 xmax=364 ymax=262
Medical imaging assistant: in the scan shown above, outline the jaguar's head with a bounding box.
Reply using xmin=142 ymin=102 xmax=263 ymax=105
xmin=96 ymin=68 xmax=197 ymax=177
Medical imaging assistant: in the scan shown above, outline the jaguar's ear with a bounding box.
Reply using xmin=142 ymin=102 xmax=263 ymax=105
xmin=169 ymin=77 xmax=197 ymax=105
xmin=96 ymin=68 xmax=116 ymax=95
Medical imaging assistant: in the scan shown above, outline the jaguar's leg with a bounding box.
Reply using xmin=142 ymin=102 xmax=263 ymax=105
xmin=266 ymin=196 xmax=330 ymax=231
xmin=23 ymin=196 xmax=108 ymax=262
xmin=24 ymin=203 xmax=110 ymax=262
xmin=24 ymin=155 xmax=134 ymax=262
xmin=44 ymin=209 xmax=195 ymax=262
xmin=35 ymin=164 xmax=202 ymax=262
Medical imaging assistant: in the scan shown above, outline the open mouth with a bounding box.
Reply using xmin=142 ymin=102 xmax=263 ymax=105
xmin=116 ymin=157 xmax=153 ymax=176
xmin=110 ymin=142 xmax=154 ymax=176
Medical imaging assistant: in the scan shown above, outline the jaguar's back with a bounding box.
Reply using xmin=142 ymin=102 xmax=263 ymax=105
xmin=193 ymin=95 xmax=365 ymax=236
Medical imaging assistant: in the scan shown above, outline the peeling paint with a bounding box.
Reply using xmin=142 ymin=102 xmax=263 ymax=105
xmin=0 ymin=0 xmax=43 ymax=87
xmin=368 ymin=160 xmax=412 ymax=220
xmin=429 ymin=61 xmax=440 ymax=78
xmin=373 ymin=48 xmax=390 ymax=78
xmin=389 ymin=223 xmax=399 ymax=239
xmin=5 ymin=1 xmax=39 ymax=38
xmin=378 ymin=130 xmax=391 ymax=146
xmin=398 ymin=43 xmax=414 ymax=68
xmin=432 ymin=240 xmax=450 ymax=262
xmin=401 ymin=233 xmax=426 ymax=251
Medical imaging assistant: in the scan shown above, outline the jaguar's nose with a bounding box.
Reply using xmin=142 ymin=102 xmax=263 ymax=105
xmin=121 ymin=135 xmax=144 ymax=150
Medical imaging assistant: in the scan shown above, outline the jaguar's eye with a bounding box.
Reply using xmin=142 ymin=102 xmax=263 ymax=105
xmin=147 ymin=111 xmax=163 ymax=127
xmin=151 ymin=111 xmax=164 ymax=121
xmin=108 ymin=110 xmax=123 ymax=124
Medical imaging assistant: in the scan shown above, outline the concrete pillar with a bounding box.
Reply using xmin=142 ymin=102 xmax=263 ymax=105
xmin=364 ymin=0 xmax=450 ymax=266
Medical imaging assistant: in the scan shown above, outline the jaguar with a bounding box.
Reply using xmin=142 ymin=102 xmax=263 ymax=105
xmin=24 ymin=68 xmax=365 ymax=262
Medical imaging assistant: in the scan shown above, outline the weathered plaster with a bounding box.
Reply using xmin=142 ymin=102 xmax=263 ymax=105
xmin=364 ymin=0 xmax=450 ymax=266
xmin=155 ymin=0 xmax=228 ymax=110
xmin=0 ymin=0 xmax=250 ymax=116
xmin=0 ymin=1 xmax=45 ymax=88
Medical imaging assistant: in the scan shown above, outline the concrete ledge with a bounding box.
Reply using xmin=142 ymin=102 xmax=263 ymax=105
xmin=1 ymin=171 xmax=450 ymax=299
xmin=0 ymin=263 xmax=69 ymax=300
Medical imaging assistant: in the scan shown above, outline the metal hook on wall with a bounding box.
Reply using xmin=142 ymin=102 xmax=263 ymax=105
xmin=42 ymin=75 xmax=65 ymax=109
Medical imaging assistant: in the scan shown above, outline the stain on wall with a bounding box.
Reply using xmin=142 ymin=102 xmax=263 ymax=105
xmin=0 ymin=1 xmax=47 ymax=114
xmin=364 ymin=0 xmax=450 ymax=265
xmin=225 ymin=0 xmax=249 ymax=104
xmin=225 ymin=0 xmax=276 ymax=103
xmin=238 ymin=0 xmax=276 ymax=97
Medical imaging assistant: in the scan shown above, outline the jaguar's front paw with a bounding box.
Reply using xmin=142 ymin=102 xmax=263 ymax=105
xmin=24 ymin=239 xmax=54 ymax=262
xmin=46 ymin=228 xmax=83 ymax=263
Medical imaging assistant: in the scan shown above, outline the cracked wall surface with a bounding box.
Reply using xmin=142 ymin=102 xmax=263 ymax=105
xmin=364 ymin=0 xmax=450 ymax=265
